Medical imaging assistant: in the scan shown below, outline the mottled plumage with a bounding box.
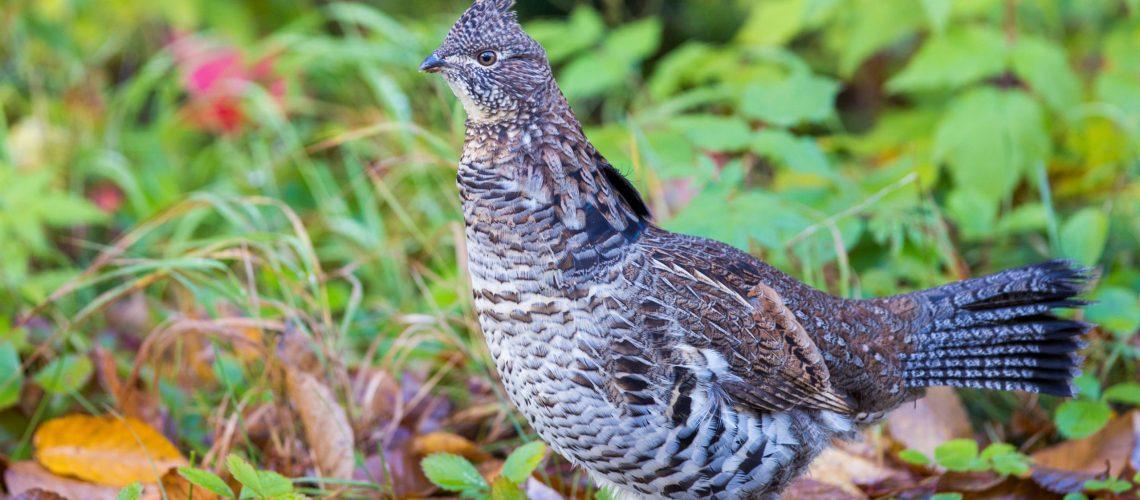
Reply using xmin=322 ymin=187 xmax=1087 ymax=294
xmin=421 ymin=2 xmax=1093 ymax=497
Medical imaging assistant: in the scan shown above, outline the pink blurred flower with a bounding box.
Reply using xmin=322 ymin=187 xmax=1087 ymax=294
xmin=170 ymin=34 xmax=287 ymax=134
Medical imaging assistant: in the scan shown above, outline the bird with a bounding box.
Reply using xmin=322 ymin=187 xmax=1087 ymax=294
xmin=420 ymin=1 xmax=1093 ymax=498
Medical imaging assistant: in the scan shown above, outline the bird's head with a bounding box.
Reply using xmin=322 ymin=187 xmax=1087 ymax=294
xmin=421 ymin=0 xmax=555 ymax=124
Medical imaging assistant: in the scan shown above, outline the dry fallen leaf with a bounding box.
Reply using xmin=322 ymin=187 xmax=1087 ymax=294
xmin=886 ymin=387 xmax=973 ymax=457
xmin=805 ymin=446 xmax=905 ymax=498
xmin=285 ymin=368 xmax=355 ymax=480
xmin=1031 ymin=410 xmax=1138 ymax=493
xmin=412 ymin=431 xmax=492 ymax=463
xmin=33 ymin=414 xmax=187 ymax=487
xmin=784 ymin=478 xmax=863 ymax=499
xmin=4 ymin=461 xmax=117 ymax=500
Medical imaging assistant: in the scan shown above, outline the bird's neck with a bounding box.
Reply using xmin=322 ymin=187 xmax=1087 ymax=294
xmin=458 ymin=92 xmax=648 ymax=277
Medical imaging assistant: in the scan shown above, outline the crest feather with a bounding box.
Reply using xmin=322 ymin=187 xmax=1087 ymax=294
xmin=473 ymin=0 xmax=515 ymax=12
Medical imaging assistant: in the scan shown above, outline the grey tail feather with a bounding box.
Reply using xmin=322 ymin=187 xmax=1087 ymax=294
xmin=900 ymin=260 xmax=1094 ymax=397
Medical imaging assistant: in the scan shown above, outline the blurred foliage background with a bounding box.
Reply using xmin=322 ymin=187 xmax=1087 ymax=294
xmin=1 ymin=0 xmax=1139 ymax=497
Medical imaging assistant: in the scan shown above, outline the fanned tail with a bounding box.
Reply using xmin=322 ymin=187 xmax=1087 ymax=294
xmin=901 ymin=260 xmax=1094 ymax=397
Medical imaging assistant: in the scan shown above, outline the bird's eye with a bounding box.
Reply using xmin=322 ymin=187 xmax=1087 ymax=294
xmin=477 ymin=50 xmax=498 ymax=66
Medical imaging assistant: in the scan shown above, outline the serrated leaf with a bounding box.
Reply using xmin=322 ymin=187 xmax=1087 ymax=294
xmin=1060 ymin=208 xmax=1109 ymax=266
xmin=421 ymin=452 xmax=488 ymax=493
xmin=887 ymin=26 xmax=1007 ymax=93
xmin=740 ymin=72 xmax=839 ymax=127
xmin=501 ymin=441 xmax=546 ymax=484
xmin=1011 ymin=36 xmax=1082 ymax=112
xmin=934 ymin=88 xmax=1050 ymax=202
xmin=1054 ymin=400 xmax=1112 ymax=439
xmin=1104 ymin=383 xmax=1140 ymax=405
xmin=0 ymin=341 xmax=23 ymax=410
xmin=33 ymin=354 xmax=93 ymax=395
xmin=179 ymin=467 xmax=236 ymax=498
xmin=226 ymin=454 xmax=292 ymax=498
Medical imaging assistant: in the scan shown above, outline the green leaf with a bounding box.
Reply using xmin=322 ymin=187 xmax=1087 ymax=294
xmin=116 ymin=483 xmax=143 ymax=500
xmin=982 ymin=444 xmax=1031 ymax=476
xmin=1054 ymin=400 xmax=1112 ymax=439
xmin=740 ymin=72 xmax=839 ymax=127
xmin=887 ymin=26 xmax=1007 ymax=93
xmin=1084 ymin=477 xmax=1134 ymax=494
xmin=501 ymin=441 xmax=547 ymax=485
xmin=898 ymin=449 xmax=931 ymax=466
xmin=1063 ymin=493 xmax=1089 ymax=500
xmin=0 ymin=341 xmax=23 ymax=410
xmin=490 ymin=476 xmax=527 ymax=500
xmin=1073 ymin=373 xmax=1102 ymax=400
xmin=421 ymin=452 xmax=489 ymax=494
xmin=1085 ymin=288 xmax=1140 ymax=339
xmin=934 ymin=88 xmax=1050 ymax=202
xmin=559 ymin=51 xmax=630 ymax=100
xmin=946 ymin=189 xmax=997 ymax=241
xmin=1060 ymin=208 xmax=1109 ymax=266
xmin=930 ymin=494 xmax=963 ymax=500
xmin=1011 ymin=36 xmax=1082 ymax=112
xmin=751 ymin=130 xmax=832 ymax=176
xmin=737 ymin=0 xmax=809 ymax=47
xmin=920 ymin=0 xmax=952 ymax=33
xmin=671 ymin=115 xmax=753 ymax=152
xmin=1104 ymin=383 xmax=1140 ymax=406
xmin=828 ymin=0 xmax=923 ymax=76
xmin=179 ymin=467 xmax=237 ymax=498
xmin=226 ymin=454 xmax=293 ymax=499
xmin=934 ymin=439 xmax=984 ymax=472
xmin=604 ymin=18 xmax=662 ymax=64
xmin=526 ymin=7 xmax=604 ymax=63
xmin=33 ymin=354 xmax=93 ymax=395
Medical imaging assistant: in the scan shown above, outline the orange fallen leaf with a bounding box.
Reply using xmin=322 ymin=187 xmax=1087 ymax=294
xmin=4 ymin=461 xmax=117 ymax=500
xmin=412 ymin=432 xmax=492 ymax=463
xmin=33 ymin=414 xmax=187 ymax=487
xmin=806 ymin=446 xmax=905 ymax=498
xmin=1031 ymin=410 xmax=1138 ymax=493
xmin=139 ymin=467 xmax=222 ymax=500
xmin=285 ymin=368 xmax=355 ymax=480
xmin=886 ymin=387 xmax=972 ymax=458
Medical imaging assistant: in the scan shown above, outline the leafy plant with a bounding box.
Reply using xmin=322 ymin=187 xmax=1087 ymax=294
xmin=421 ymin=441 xmax=547 ymax=499
xmin=1055 ymin=374 xmax=1140 ymax=439
xmin=902 ymin=440 xmax=1031 ymax=476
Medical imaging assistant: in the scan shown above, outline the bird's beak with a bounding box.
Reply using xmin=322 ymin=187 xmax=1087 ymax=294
xmin=420 ymin=54 xmax=445 ymax=73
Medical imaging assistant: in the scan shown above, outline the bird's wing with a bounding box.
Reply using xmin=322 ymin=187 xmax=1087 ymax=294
xmin=645 ymin=249 xmax=852 ymax=415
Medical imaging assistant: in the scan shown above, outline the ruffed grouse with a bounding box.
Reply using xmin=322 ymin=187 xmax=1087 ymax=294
xmin=421 ymin=1 xmax=1092 ymax=497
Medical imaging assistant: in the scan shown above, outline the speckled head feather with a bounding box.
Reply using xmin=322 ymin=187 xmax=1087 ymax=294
xmin=424 ymin=0 xmax=550 ymax=123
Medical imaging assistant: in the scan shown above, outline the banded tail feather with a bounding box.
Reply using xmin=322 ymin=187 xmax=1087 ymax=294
xmin=901 ymin=260 xmax=1094 ymax=397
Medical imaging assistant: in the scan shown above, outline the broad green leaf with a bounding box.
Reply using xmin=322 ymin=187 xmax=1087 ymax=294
xmin=737 ymin=0 xmax=809 ymax=47
xmin=116 ymin=483 xmax=143 ymax=500
xmin=827 ymin=0 xmax=923 ymax=76
xmin=934 ymin=439 xmax=984 ymax=472
xmin=670 ymin=115 xmax=753 ymax=152
xmin=1085 ymin=288 xmax=1140 ymax=339
xmin=887 ymin=26 xmax=1007 ymax=93
xmin=740 ymin=72 xmax=839 ymax=127
xmin=1011 ymin=36 xmax=1082 ymax=112
xmin=946 ymin=189 xmax=997 ymax=241
xmin=1060 ymin=208 xmax=1109 ymax=266
xmin=1095 ymin=71 xmax=1140 ymax=120
xmin=898 ymin=449 xmax=931 ymax=466
xmin=751 ymin=129 xmax=831 ymax=176
xmin=1073 ymin=374 xmax=1102 ymax=400
xmin=226 ymin=454 xmax=293 ymax=498
xmin=559 ymin=51 xmax=629 ymax=100
xmin=33 ymin=354 xmax=93 ymax=395
xmin=934 ymin=88 xmax=1050 ymax=202
xmin=1084 ymin=477 xmax=1134 ymax=494
xmin=1054 ymin=400 xmax=1112 ymax=439
xmin=1063 ymin=493 xmax=1089 ymax=500
xmin=526 ymin=7 xmax=604 ymax=63
xmin=604 ymin=18 xmax=662 ymax=64
xmin=0 ymin=341 xmax=22 ymax=409
xmin=179 ymin=467 xmax=237 ymax=498
xmin=1104 ymin=383 xmax=1140 ymax=405
xmin=930 ymin=493 xmax=963 ymax=500
xmin=490 ymin=476 xmax=527 ymax=500
xmin=501 ymin=441 xmax=547 ymax=484
xmin=421 ymin=452 xmax=488 ymax=494
xmin=982 ymin=444 xmax=1031 ymax=476
xmin=921 ymin=0 xmax=953 ymax=33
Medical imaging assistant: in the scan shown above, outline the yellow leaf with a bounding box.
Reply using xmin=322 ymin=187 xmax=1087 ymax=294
xmin=34 ymin=414 xmax=188 ymax=487
xmin=412 ymin=432 xmax=492 ymax=463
